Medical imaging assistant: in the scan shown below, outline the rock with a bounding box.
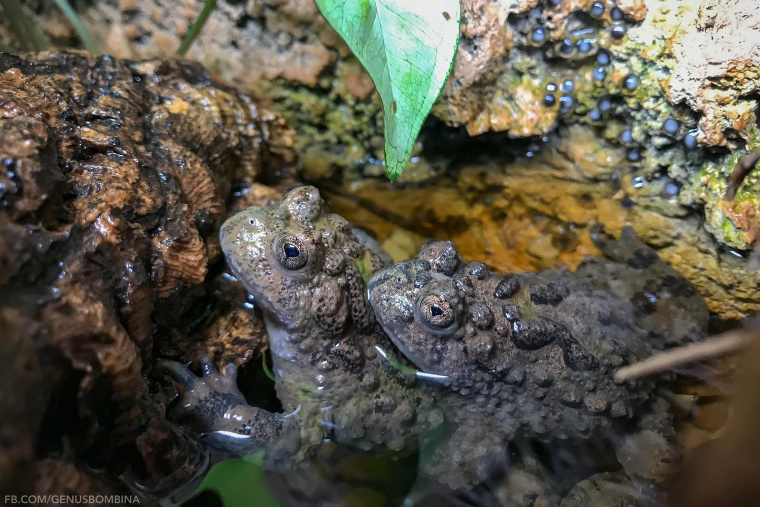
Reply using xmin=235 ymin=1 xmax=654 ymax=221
xmin=9 ymin=0 xmax=760 ymax=254
xmin=327 ymin=128 xmax=760 ymax=319
xmin=0 ymin=51 xmax=297 ymax=497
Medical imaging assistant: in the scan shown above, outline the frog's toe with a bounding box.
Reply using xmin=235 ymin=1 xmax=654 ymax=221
xmin=158 ymin=359 xmax=201 ymax=388
xmin=200 ymin=355 xmax=219 ymax=376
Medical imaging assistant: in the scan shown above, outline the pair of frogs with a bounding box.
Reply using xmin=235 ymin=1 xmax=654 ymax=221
xmin=161 ymin=186 xmax=708 ymax=503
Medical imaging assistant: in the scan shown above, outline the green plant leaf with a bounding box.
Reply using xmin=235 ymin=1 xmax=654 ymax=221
xmin=183 ymin=457 xmax=280 ymax=507
xmin=0 ymin=0 xmax=49 ymax=52
xmin=52 ymin=0 xmax=99 ymax=54
xmin=177 ymin=0 xmax=216 ymax=56
xmin=315 ymin=0 xmax=460 ymax=181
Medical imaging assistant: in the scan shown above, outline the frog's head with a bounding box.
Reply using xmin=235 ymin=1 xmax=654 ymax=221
xmin=368 ymin=241 xmax=503 ymax=377
xmin=220 ymin=186 xmax=379 ymax=331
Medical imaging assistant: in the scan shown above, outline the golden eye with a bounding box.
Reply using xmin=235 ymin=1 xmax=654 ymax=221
xmin=419 ymin=294 xmax=454 ymax=329
xmin=274 ymin=236 xmax=308 ymax=270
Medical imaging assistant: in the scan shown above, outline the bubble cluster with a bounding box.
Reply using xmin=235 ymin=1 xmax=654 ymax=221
xmin=525 ymin=0 xmax=703 ymax=181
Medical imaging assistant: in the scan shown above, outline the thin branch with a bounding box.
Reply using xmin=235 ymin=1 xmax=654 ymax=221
xmin=615 ymin=330 xmax=756 ymax=382
xmin=51 ymin=0 xmax=99 ymax=54
xmin=176 ymin=0 xmax=216 ymax=56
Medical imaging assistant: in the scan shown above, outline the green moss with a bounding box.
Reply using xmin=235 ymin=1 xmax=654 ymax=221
xmin=258 ymin=63 xmax=382 ymax=179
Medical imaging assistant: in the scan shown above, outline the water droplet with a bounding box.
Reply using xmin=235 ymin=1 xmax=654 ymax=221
xmin=683 ymin=130 xmax=698 ymax=149
xmin=620 ymin=129 xmax=633 ymax=144
xmin=558 ymin=39 xmax=575 ymax=55
xmin=610 ymin=24 xmax=627 ymax=39
xmin=558 ymin=95 xmax=575 ymax=114
xmin=623 ymin=74 xmax=639 ymax=91
xmin=560 ymin=79 xmax=575 ymax=93
xmin=627 ymin=147 xmax=642 ymax=161
xmin=590 ymin=2 xmax=605 ymax=18
xmin=593 ymin=66 xmax=607 ymax=81
xmin=588 ymin=109 xmax=601 ymax=122
xmin=611 ymin=7 xmax=623 ymax=20
xmin=546 ymin=82 xmax=558 ymax=93
xmin=663 ymin=118 xmax=680 ymax=135
xmin=543 ymin=94 xmax=557 ymax=107
xmin=531 ymin=27 xmax=546 ymax=44
xmin=598 ymin=97 xmax=612 ymax=113
xmin=597 ymin=51 xmax=611 ymax=66
xmin=664 ymin=181 xmax=681 ymax=196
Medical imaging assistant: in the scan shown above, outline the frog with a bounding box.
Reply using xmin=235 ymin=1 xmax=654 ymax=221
xmin=367 ymin=228 xmax=709 ymax=497
xmin=159 ymin=186 xmax=441 ymax=471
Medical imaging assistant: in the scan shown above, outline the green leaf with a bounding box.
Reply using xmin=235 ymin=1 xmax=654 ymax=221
xmin=351 ymin=250 xmax=374 ymax=282
xmin=0 ymin=0 xmax=49 ymax=52
xmin=315 ymin=0 xmax=460 ymax=181
xmin=52 ymin=0 xmax=99 ymax=54
xmin=177 ymin=0 xmax=216 ymax=56
xmin=184 ymin=457 xmax=280 ymax=507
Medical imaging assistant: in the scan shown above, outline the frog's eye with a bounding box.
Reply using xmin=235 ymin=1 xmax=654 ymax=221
xmin=418 ymin=294 xmax=455 ymax=329
xmin=274 ymin=235 xmax=308 ymax=270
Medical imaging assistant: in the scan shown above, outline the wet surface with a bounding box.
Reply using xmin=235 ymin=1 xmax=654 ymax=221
xmin=0 ymin=51 xmax=297 ymax=498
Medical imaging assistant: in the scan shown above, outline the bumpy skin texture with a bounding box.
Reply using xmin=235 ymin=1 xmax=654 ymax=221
xmin=164 ymin=186 xmax=436 ymax=469
xmin=368 ymin=228 xmax=708 ymax=491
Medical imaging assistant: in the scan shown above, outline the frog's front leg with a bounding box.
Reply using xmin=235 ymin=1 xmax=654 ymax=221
xmin=159 ymin=357 xmax=303 ymax=466
xmin=419 ymin=420 xmax=508 ymax=490
xmin=612 ymin=398 xmax=680 ymax=500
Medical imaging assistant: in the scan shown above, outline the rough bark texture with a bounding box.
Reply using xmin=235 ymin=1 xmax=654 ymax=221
xmin=0 ymin=51 xmax=296 ymax=497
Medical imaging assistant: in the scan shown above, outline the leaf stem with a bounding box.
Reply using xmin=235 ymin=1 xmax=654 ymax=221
xmin=0 ymin=0 xmax=49 ymax=51
xmin=176 ymin=0 xmax=216 ymax=56
xmin=0 ymin=39 xmax=15 ymax=53
xmin=51 ymin=0 xmax=99 ymax=54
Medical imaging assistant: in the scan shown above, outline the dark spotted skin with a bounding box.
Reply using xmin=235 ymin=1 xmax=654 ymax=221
xmin=162 ymin=187 xmax=439 ymax=470
xmin=368 ymin=228 xmax=708 ymax=492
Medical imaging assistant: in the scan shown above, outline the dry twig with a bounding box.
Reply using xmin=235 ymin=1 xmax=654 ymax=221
xmin=615 ymin=330 xmax=756 ymax=382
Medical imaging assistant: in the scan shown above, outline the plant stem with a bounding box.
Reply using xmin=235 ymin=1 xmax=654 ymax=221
xmin=0 ymin=39 xmax=15 ymax=53
xmin=0 ymin=0 xmax=49 ymax=51
xmin=176 ymin=0 xmax=216 ymax=56
xmin=51 ymin=0 xmax=99 ymax=54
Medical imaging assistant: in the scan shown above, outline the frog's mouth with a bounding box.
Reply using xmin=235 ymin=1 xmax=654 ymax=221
xmin=373 ymin=344 xmax=450 ymax=383
xmin=368 ymin=266 xmax=451 ymax=379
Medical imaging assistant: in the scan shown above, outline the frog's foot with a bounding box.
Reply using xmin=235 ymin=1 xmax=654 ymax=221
xmin=612 ymin=399 xmax=680 ymax=501
xmin=159 ymin=356 xmax=247 ymax=432
xmin=560 ymin=472 xmax=642 ymax=507
xmin=420 ymin=423 xmax=508 ymax=490
xmin=587 ymin=225 xmax=709 ymax=346
xmin=351 ymin=226 xmax=393 ymax=268
xmin=159 ymin=356 xmax=302 ymax=461
xmin=589 ymin=225 xmax=653 ymax=265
